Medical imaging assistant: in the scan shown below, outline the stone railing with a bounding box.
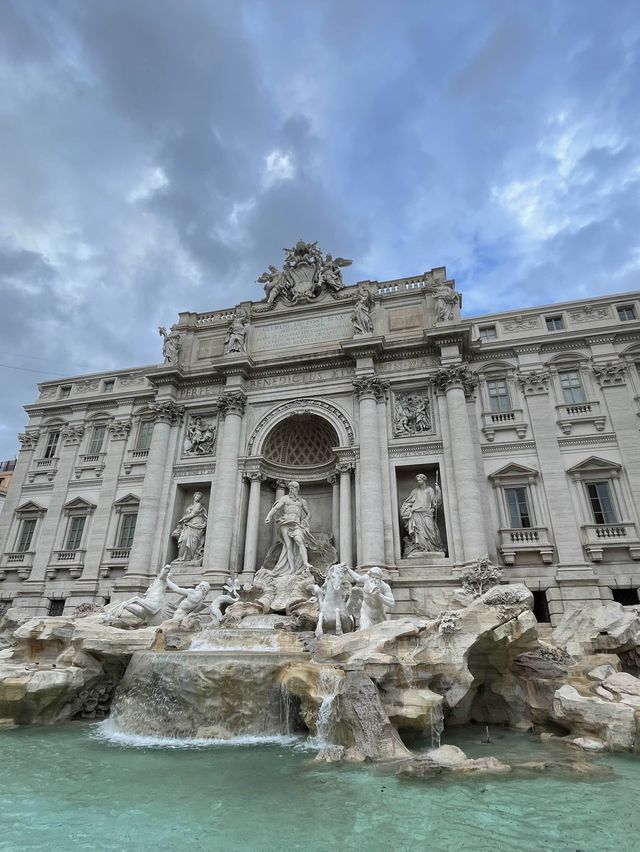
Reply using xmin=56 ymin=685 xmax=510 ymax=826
xmin=481 ymin=409 xmax=527 ymax=442
xmin=581 ymin=522 xmax=640 ymax=562
xmin=196 ymin=310 xmax=237 ymax=326
xmin=498 ymin=527 xmax=554 ymax=565
xmin=105 ymin=547 xmax=131 ymax=562
xmin=3 ymin=551 xmax=34 ymax=569
xmin=555 ymin=401 xmax=606 ymax=435
xmin=74 ymin=452 xmax=106 ymax=480
xmin=53 ymin=549 xmax=86 ymax=564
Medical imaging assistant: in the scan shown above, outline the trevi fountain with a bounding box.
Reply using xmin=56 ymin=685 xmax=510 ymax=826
xmin=2 ymin=245 xmax=640 ymax=849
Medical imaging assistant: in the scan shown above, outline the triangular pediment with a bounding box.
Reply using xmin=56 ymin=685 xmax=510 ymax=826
xmin=566 ymin=456 xmax=621 ymax=474
xmin=62 ymin=496 xmax=97 ymax=511
xmin=113 ymin=493 xmax=140 ymax=508
xmin=488 ymin=463 xmax=539 ymax=480
xmin=15 ymin=500 xmax=46 ymax=515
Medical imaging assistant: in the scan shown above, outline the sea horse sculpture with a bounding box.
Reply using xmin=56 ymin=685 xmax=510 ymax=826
xmin=312 ymin=563 xmax=355 ymax=638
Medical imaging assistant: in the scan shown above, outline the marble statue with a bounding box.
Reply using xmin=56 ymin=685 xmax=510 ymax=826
xmin=158 ymin=326 xmax=181 ymax=364
xmin=320 ymin=253 xmax=353 ymax=293
xmin=431 ymin=282 xmax=460 ymax=323
xmin=264 ymin=480 xmax=314 ymax=573
xmin=103 ymin=565 xmax=171 ymax=626
xmin=351 ymin=284 xmax=375 ymax=335
xmin=183 ymin=417 xmax=216 ymax=456
xmin=312 ymin=562 xmax=355 ymax=638
xmin=258 ymin=264 xmax=292 ymax=306
xmin=172 ymin=492 xmax=208 ymax=563
xmin=257 ymin=241 xmax=351 ymax=307
xmin=400 ymin=474 xmax=444 ymax=556
xmin=225 ymin=310 xmax=248 ymax=354
xmin=393 ymin=393 xmax=431 ymax=436
xmin=165 ymin=576 xmax=211 ymax=627
xmin=210 ymin=577 xmax=241 ymax=624
xmin=346 ymin=566 xmax=395 ymax=629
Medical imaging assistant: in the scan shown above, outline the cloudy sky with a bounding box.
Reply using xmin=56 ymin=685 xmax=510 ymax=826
xmin=1 ymin=0 xmax=639 ymax=457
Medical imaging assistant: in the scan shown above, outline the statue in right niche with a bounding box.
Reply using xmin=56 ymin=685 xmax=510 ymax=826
xmin=400 ymin=473 xmax=444 ymax=556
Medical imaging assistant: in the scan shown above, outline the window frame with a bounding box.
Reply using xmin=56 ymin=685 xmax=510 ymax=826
xmin=545 ymin=314 xmax=565 ymax=332
xmin=486 ymin=377 xmax=512 ymax=412
xmin=15 ymin=518 xmax=37 ymax=553
xmin=503 ymin=485 xmax=533 ymax=529
xmin=43 ymin=429 xmax=61 ymax=460
xmin=136 ymin=419 xmax=155 ymax=451
xmin=87 ymin=424 xmax=107 ymax=455
xmin=585 ymin=480 xmax=618 ymax=525
xmin=617 ymin=304 xmax=636 ymax=322
xmin=558 ymin=368 xmax=587 ymax=404
xmin=479 ymin=325 xmax=497 ymax=341
xmin=116 ymin=511 xmax=138 ymax=549
xmin=64 ymin=515 xmax=87 ymax=551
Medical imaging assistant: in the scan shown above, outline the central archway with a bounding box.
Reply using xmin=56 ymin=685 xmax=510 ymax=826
xmin=262 ymin=414 xmax=339 ymax=468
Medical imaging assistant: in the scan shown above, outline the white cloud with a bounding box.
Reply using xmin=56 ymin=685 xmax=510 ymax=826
xmin=263 ymin=150 xmax=295 ymax=187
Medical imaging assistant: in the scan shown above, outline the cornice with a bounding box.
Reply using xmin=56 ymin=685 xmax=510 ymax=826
xmin=481 ymin=441 xmax=537 ymax=455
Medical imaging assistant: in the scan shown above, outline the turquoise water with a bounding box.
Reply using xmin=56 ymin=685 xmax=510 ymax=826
xmin=1 ymin=723 xmax=639 ymax=852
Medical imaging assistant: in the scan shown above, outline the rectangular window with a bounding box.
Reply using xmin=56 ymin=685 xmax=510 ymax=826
xmin=545 ymin=315 xmax=564 ymax=332
xmin=65 ymin=515 xmax=86 ymax=551
xmin=16 ymin=518 xmax=37 ymax=553
xmin=117 ymin=513 xmax=137 ymax=549
xmin=559 ymin=370 xmax=586 ymax=404
xmin=60 ymin=385 xmax=71 ymax=399
xmin=43 ymin=430 xmax=60 ymax=459
xmin=586 ymin=481 xmax=617 ymax=525
xmin=136 ymin=420 xmax=154 ymax=450
xmin=487 ymin=379 xmax=511 ymax=412
xmin=610 ymin=587 xmax=639 ymax=605
xmin=103 ymin=379 xmax=115 ymax=392
xmin=617 ymin=305 xmax=636 ymax=322
xmin=504 ymin=487 xmax=532 ymax=528
xmin=479 ymin=326 xmax=497 ymax=341
xmin=88 ymin=425 xmax=106 ymax=455
xmin=48 ymin=599 xmax=65 ymax=616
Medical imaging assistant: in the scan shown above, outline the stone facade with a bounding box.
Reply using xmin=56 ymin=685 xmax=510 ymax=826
xmin=2 ymin=252 xmax=640 ymax=624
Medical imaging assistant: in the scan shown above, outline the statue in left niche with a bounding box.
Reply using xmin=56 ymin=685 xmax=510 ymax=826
xmin=172 ymin=492 xmax=208 ymax=564
xmin=224 ymin=309 xmax=249 ymax=354
xmin=158 ymin=325 xmax=181 ymax=364
xmin=183 ymin=417 xmax=216 ymax=456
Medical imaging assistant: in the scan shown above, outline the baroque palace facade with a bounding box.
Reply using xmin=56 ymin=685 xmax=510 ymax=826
xmin=2 ymin=241 xmax=640 ymax=625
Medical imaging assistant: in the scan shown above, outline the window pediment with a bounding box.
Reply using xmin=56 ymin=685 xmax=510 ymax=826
xmin=489 ymin=463 xmax=538 ymax=482
xmin=15 ymin=500 xmax=46 ymax=515
xmin=113 ymin=493 xmax=140 ymax=510
xmin=566 ymin=456 xmax=621 ymax=476
xmin=62 ymin=496 xmax=97 ymax=512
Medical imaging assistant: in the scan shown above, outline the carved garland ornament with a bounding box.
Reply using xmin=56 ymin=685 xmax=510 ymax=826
xmin=247 ymin=398 xmax=354 ymax=455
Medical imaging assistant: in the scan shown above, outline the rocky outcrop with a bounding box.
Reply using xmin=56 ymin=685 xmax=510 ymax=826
xmin=552 ymin=601 xmax=640 ymax=657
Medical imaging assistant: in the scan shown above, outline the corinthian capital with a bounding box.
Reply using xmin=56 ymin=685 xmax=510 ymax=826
xmin=17 ymin=430 xmax=40 ymax=451
xmin=433 ymin=365 xmax=477 ymax=398
xmin=217 ymin=390 xmax=247 ymax=417
xmin=149 ymin=401 xmax=185 ymax=425
xmin=592 ymin=360 xmax=627 ymax=387
xmin=108 ymin=419 xmax=132 ymax=441
xmin=352 ymin=375 xmax=389 ymax=400
xmin=61 ymin=424 xmax=85 ymax=445
xmin=517 ymin=369 xmax=550 ymax=395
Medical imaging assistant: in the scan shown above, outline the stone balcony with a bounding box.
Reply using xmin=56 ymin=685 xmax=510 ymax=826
xmin=498 ymin=527 xmax=554 ymax=565
xmin=27 ymin=457 xmax=58 ymax=483
xmin=74 ymin=452 xmax=106 ymax=479
xmin=0 ymin=551 xmax=34 ymax=580
xmin=555 ymin=401 xmax=606 ymax=435
xmin=581 ymin=522 xmax=640 ymax=562
xmin=49 ymin=549 xmax=86 ymax=579
xmin=100 ymin=547 xmax=131 ymax=577
xmin=481 ymin=409 xmax=528 ymax=442
xmin=124 ymin=448 xmax=149 ymax=475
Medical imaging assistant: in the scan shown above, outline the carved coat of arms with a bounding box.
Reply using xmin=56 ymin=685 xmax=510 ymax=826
xmin=256 ymin=240 xmax=352 ymax=308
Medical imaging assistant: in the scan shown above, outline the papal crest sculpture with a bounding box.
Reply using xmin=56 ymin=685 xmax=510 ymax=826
xmin=256 ymin=240 xmax=352 ymax=308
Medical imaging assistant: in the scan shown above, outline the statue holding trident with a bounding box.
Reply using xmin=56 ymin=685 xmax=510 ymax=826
xmin=400 ymin=472 xmax=444 ymax=557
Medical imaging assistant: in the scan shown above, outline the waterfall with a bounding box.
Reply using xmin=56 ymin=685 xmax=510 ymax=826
xmin=428 ymin=702 xmax=444 ymax=749
xmin=314 ymin=668 xmax=343 ymax=746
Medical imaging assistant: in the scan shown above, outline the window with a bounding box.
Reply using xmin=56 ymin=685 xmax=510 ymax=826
xmin=504 ymin=487 xmax=532 ymax=528
xmin=60 ymin=385 xmax=71 ymax=399
xmin=586 ymin=481 xmax=617 ymax=525
xmin=545 ymin=315 xmax=564 ymax=332
xmin=611 ymin=587 xmax=639 ymax=605
xmin=479 ymin=326 xmax=497 ymax=341
xmin=617 ymin=305 xmax=636 ymax=322
xmin=531 ymin=590 xmax=551 ymax=623
xmin=103 ymin=379 xmax=115 ymax=392
xmin=43 ymin=430 xmax=60 ymax=459
xmin=487 ymin=378 xmax=511 ymax=412
xmin=117 ymin=513 xmax=137 ymax=549
xmin=558 ymin=370 xmax=586 ymax=404
xmin=65 ymin=516 xmax=86 ymax=550
xmin=48 ymin=599 xmax=65 ymax=616
xmin=16 ymin=518 xmax=37 ymax=553
xmin=136 ymin=420 xmax=154 ymax=450
xmin=88 ymin=424 xmax=106 ymax=455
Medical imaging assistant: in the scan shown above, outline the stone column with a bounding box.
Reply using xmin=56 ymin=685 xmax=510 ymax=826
xmin=81 ymin=420 xmax=132 ymax=585
xmin=376 ymin=390 xmax=395 ymax=564
xmin=0 ymin=430 xmax=40 ymax=556
xmin=435 ymin=366 xmax=488 ymax=561
xmin=207 ymin=390 xmax=247 ymax=572
xmin=121 ymin=401 xmax=184 ymax=591
xmin=272 ymin=479 xmax=287 ymax=544
xmin=353 ymin=376 xmax=387 ymax=566
xmin=328 ymin=474 xmax=339 ymax=555
xmin=242 ymin=472 xmax=265 ymax=576
xmin=30 ymin=423 xmax=86 ymax=584
xmin=337 ymin=462 xmax=354 ymax=566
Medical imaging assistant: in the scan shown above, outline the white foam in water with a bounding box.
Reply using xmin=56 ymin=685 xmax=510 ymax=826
xmin=93 ymin=719 xmax=302 ymax=749
xmin=188 ymin=642 xmax=279 ymax=652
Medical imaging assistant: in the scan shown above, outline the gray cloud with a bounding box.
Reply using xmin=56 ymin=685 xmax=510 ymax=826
xmin=1 ymin=0 xmax=639 ymax=456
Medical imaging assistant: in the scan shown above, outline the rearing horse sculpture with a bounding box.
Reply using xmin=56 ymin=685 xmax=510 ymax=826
xmin=312 ymin=563 xmax=355 ymax=639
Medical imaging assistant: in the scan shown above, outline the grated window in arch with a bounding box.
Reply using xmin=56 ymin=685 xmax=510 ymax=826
xmin=263 ymin=415 xmax=338 ymax=467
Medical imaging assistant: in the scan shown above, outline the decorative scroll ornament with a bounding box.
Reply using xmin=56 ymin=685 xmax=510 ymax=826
xmin=149 ymin=401 xmax=185 ymax=424
xmin=256 ymin=240 xmax=352 ymax=309
xmin=592 ymin=360 xmax=627 ymax=387
xmin=217 ymin=390 xmax=247 ymax=418
xmin=352 ymin=375 xmax=390 ymax=400
xmin=17 ymin=431 xmax=40 ymax=451
xmin=74 ymin=380 xmax=99 ymax=392
xmin=61 ymin=424 xmax=85 ymax=445
xmin=108 ymin=420 xmax=132 ymax=441
xmin=569 ymin=305 xmax=611 ymax=323
xmin=501 ymin=315 xmax=540 ymax=332
xmin=433 ymin=365 xmax=477 ymax=398
xmin=392 ymin=392 xmax=431 ymax=436
xmin=517 ymin=370 xmax=550 ymax=395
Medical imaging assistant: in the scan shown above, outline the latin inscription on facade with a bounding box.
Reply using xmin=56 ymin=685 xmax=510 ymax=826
xmin=248 ymin=366 xmax=354 ymax=390
xmin=252 ymin=313 xmax=352 ymax=351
